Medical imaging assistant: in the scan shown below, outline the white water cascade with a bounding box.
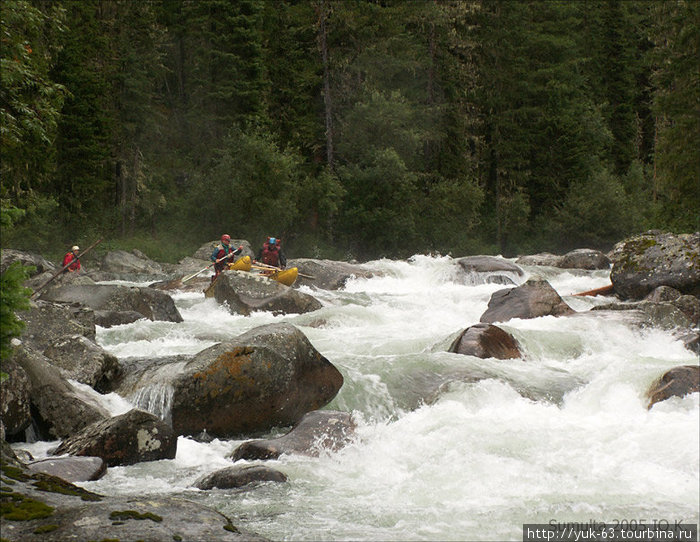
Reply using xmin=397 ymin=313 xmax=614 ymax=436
xmin=17 ymin=256 xmax=699 ymax=541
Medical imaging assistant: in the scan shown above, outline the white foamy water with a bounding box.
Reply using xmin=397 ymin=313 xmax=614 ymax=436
xmin=24 ymin=256 xmax=700 ymax=540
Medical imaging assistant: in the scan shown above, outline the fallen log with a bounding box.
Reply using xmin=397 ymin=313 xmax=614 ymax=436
xmin=572 ymin=284 xmax=614 ymax=297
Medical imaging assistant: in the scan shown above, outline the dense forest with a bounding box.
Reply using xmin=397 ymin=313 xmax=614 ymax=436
xmin=1 ymin=0 xmax=698 ymax=262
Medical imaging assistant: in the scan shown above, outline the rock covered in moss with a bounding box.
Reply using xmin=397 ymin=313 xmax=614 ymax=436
xmin=52 ymin=409 xmax=177 ymax=467
xmin=610 ymin=231 xmax=700 ymax=300
xmin=170 ymin=323 xmax=343 ymax=438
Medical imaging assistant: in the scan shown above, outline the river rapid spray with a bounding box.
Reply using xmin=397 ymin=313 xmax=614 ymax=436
xmin=15 ymin=255 xmax=699 ymax=541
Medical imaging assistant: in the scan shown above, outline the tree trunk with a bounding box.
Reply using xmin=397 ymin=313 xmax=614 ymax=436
xmin=317 ymin=0 xmax=334 ymax=170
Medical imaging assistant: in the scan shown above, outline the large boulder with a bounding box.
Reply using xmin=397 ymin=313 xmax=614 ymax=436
xmin=0 ymin=465 xmax=266 ymax=541
xmin=559 ymin=248 xmax=611 ymax=270
xmin=39 ymin=283 xmax=183 ymax=323
xmin=42 ymin=335 xmax=121 ymax=392
xmin=212 ymin=270 xmax=322 ymax=315
xmin=448 ymin=323 xmax=522 ymax=359
xmin=194 ymin=465 xmax=288 ymax=490
xmin=170 ymin=323 xmax=344 ymax=437
xmin=287 ymin=258 xmax=376 ymax=290
xmin=610 ymin=231 xmax=700 ymax=300
xmin=515 ymin=253 xmax=563 ymax=267
xmin=99 ymin=249 xmax=166 ymax=278
xmin=12 ymin=345 xmax=110 ymax=440
xmin=230 ymin=410 xmax=356 ymax=461
xmin=19 ymin=300 xmax=96 ymax=349
xmin=26 ymin=456 xmax=106 ymax=483
xmin=480 ymin=278 xmax=575 ymax=323
xmin=455 ymin=256 xmax=524 ymax=285
xmin=646 ymin=365 xmax=699 ymax=409
xmin=0 ymin=357 xmax=32 ymax=438
xmin=52 ymin=409 xmax=177 ymax=467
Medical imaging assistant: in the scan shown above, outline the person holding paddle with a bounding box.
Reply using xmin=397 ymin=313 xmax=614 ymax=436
xmin=256 ymin=237 xmax=286 ymax=269
xmin=210 ymin=234 xmax=243 ymax=283
xmin=62 ymin=245 xmax=81 ymax=273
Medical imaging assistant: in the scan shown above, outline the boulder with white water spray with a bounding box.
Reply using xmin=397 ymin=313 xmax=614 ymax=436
xmin=194 ymin=464 xmax=288 ymax=490
xmin=610 ymin=231 xmax=700 ymax=300
xmin=12 ymin=344 xmax=110 ymax=440
xmin=480 ymin=277 xmax=575 ymax=324
xmin=169 ymin=323 xmax=344 ymax=438
xmin=230 ymin=410 xmax=356 ymax=461
xmin=0 ymin=357 xmax=32 ymax=439
xmin=52 ymin=408 xmax=177 ymax=467
xmin=455 ymin=255 xmax=524 ymax=285
xmin=211 ymin=270 xmax=322 ymax=315
xmin=448 ymin=323 xmax=523 ymax=359
xmin=646 ymin=365 xmax=700 ymax=409
xmin=558 ymin=248 xmax=611 ymax=270
xmin=26 ymin=456 xmax=106 ymax=482
xmin=287 ymin=258 xmax=377 ymax=289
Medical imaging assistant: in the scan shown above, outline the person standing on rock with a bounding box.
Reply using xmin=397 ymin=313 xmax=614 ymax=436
xmin=62 ymin=245 xmax=81 ymax=273
xmin=210 ymin=234 xmax=243 ymax=282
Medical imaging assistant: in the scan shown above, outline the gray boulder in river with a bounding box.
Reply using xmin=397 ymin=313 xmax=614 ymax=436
xmin=230 ymin=410 xmax=356 ymax=461
xmin=211 ymin=269 xmax=322 ymax=315
xmin=52 ymin=409 xmax=177 ymax=467
xmin=170 ymin=323 xmax=344 ymax=437
xmin=38 ymin=283 xmax=183 ymax=322
xmin=448 ymin=323 xmax=523 ymax=359
xmin=610 ymin=231 xmax=700 ymax=300
xmin=288 ymin=258 xmax=377 ymax=289
xmin=480 ymin=277 xmax=575 ymax=324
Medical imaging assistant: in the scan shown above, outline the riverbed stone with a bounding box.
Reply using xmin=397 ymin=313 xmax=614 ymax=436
xmin=287 ymin=258 xmax=377 ymax=290
xmin=448 ymin=323 xmax=522 ymax=359
xmin=211 ymin=270 xmax=322 ymax=315
xmin=455 ymin=255 xmax=524 ymax=285
xmin=610 ymin=231 xmax=700 ymax=300
xmin=170 ymin=323 xmax=343 ymax=438
xmin=26 ymin=456 xmax=106 ymax=482
xmin=52 ymin=409 xmax=177 ymax=467
xmin=646 ymin=365 xmax=700 ymax=409
xmin=230 ymin=410 xmax=356 ymax=461
xmin=194 ymin=465 xmax=288 ymax=490
xmin=0 ymin=358 xmax=32 ymax=438
xmin=480 ymin=278 xmax=575 ymax=323
xmin=559 ymin=248 xmax=611 ymax=270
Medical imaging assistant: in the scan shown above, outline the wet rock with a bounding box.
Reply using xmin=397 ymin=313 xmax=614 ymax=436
xmin=515 ymin=253 xmax=563 ymax=267
xmin=644 ymin=285 xmax=682 ymax=303
xmin=231 ymin=410 xmax=356 ymax=461
xmin=19 ymin=300 xmax=96 ymax=349
xmin=212 ymin=270 xmax=322 ymax=315
xmin=610 ymin=231 xmax=700 ymax=300
xmin=194 ymin=465 xmax=288 ymax=490
xmin=287 ymin=258 xmax=377 ymax=290
xmin=0 ymin=358 xmax=31 ymax=438
xmin=27 ymin=456 xmax=106 ymax=482
xmin=646 ymin=365 xmax=699 ymax=409
xmin=93 ymin=309 xmax=145 ymax=327
xmin=455 ymin=256 xmax=524 ymax=285
xmin=43 ymin=335 xmax=121 ymax=392
xmin=448 ymin=323 xmax=522 ymax=359
xmin=39 ymin=283 xmax=183 ymax=323
xmin=591 ymin=301 xmax=691 ymax=330
xmin=559 ymin=248 xmax=611 ymax=270
xmin=0 ymin=464 xmax=267 ymax=541
xmin=12 ymin=344 xmax=110 ymax=440
xmin=52 ymin=409 xmax=177 ymax=467
xmin=480 ymin=278 xmax=575 ymax=324
xmin=170 ymin=323 xmax=343 ymax=437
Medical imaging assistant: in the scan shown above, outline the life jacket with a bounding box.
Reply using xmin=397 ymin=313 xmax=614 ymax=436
xmin=260 ymin=242 xmax=280 ymax=266
xmin=62 ymin=252 xmax=81 ymax=272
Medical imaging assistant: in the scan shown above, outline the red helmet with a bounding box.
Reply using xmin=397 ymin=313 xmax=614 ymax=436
xmin=221 ymin=234 xmax=231 ymax=243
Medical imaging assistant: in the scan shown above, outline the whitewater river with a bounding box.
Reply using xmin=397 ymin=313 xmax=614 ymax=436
xmin=18 ymin=255 xmax=699 ymax=541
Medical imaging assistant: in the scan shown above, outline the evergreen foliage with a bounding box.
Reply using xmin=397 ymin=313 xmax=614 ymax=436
xmin=0 ymin=262 xmax=32 ymax=362
xmin=0 ymin=0 xmax=697 ymax=259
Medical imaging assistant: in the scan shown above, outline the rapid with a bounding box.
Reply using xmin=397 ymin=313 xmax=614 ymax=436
xmin=17 ymin=255 xmax=699 ymax=541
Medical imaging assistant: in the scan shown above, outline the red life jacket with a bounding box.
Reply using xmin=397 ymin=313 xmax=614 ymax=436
xmin=260 ymin=242 xmax=280 ymax=266
xmin=62 ymin=252 xmax=81 ymax=272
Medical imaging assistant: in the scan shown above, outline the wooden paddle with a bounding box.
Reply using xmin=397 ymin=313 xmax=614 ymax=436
xmin=31 ymin=238 xmax=103 ymax=298
xmin=182 ymin=248 xmax=241 ymax=282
